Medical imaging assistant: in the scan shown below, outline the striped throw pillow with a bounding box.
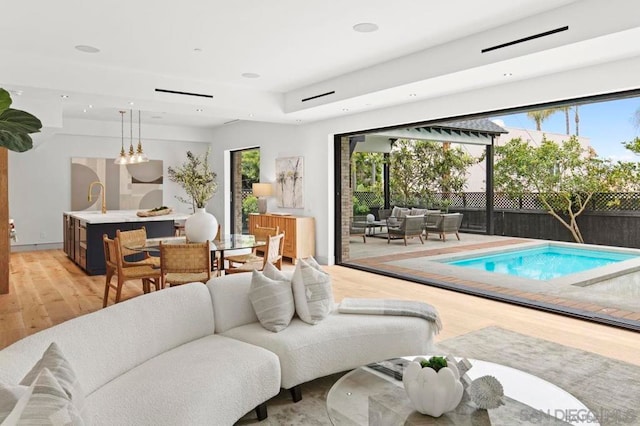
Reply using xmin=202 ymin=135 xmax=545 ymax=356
xmin=249 ymin=270 xmax=295 ymax=332
xmin=6 ymin=368 xmax=84 ymax=425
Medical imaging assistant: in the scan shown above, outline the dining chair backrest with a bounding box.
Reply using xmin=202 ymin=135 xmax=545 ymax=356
xmin=160 ymin=242 xmax=211 ymax=274
xmin=253 ymin=224 xmax=279 ymax=242
xmin=116 ymin=227 xmax=148 ymax=258
xmin=103 ymin=234 xmax=119 ymax=270
xmin=264 ymin=233 xmax=285 ymax=270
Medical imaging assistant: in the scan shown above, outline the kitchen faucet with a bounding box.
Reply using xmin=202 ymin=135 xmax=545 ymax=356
xmin=88 ymin=181 xmax=107 ymax=214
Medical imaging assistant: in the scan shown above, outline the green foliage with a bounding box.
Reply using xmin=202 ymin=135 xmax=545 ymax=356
xmin=241 ymin=149 xmax=260 ymax=189
xmin=0 ymin=88 xmax=43 ymax=152
xmin=167 ymin=148 xmax=218 ymax=210
xmin=494 ymin=136 xmax=613 ymax=243
xmin=352 ymin=196 xmax=370 ymax=214
xmin=419 ymin=356 xmax=448 ymax=372
xmin=242 ymin=195 xmax=258 ymax=215
xmin=388 ymin=139 xmax=478 ymax=206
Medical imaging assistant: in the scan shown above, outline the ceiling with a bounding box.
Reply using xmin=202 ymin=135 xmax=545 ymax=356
xmin=1 ymin=0 xmax=639 ymax=129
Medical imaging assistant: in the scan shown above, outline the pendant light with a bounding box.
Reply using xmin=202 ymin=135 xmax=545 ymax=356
xmin=134 ymin=110 xmax=149 ymax=163
xmin=127 ymin=108 xmax=136 ymax=162
xmin=114 ymin=110 xmax=128 ymax=165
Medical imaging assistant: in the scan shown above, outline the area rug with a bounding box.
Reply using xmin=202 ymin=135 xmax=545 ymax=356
xmin=236 ymin=326 xmax=640 ymax=425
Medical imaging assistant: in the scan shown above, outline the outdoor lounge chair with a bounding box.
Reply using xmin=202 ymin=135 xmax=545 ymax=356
xmin=350 ymin=215 xmax=368 ymax=243
xmin=425 ymin=212 xmax=463 ymax=242
xmin=387 ymin=215 xmax=424 ymax=245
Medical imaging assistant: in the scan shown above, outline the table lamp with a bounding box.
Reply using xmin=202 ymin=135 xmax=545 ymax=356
xmin=253 ymin=183 xmax=273 ymax=214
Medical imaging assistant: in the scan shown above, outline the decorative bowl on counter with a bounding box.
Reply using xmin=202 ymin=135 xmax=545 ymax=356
xmin=136 ymin=207 xmax=173 ymax=217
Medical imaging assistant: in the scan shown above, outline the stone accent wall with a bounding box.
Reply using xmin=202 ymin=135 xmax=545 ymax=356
xmin=232 ymin=151 xmax=243 ymax=234
xmin=340 ymin=137 xmax=352 ymax=262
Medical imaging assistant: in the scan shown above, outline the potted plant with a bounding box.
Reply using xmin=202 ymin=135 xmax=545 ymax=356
xmin=168 ymin=148 xmax=218 ymax=242
xmin=402 ymin=356 xmax=464 ymax=417
xmin=0 ymin=88 xmax=42 ymax=152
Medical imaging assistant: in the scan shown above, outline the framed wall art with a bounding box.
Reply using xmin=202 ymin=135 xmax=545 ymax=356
xmin=275 ymin=156 xmax=304 ymax=209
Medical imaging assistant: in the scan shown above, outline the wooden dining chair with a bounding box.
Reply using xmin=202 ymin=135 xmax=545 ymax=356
xmin=225 ymin=232 xmax=285 ymax=274
xmin=159 ymin=242 xmax=211 ymax=287
xmin=102 ymin=235 xmax=162 ymax=307
xmin=116 ymin=226 xmax=161 ymax=268
xmin=225 ymin=225 xmax=280 ymax=268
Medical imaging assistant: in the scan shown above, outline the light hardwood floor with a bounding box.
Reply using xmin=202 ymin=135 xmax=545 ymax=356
xmin=2 ymin=250 xmax=639 ymax=366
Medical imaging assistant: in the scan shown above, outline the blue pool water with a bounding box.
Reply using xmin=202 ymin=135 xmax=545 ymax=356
xmin=446 ymin=246 xmax=637 ymax=280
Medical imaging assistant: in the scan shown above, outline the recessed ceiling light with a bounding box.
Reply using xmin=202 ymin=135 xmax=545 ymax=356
xmin=296 ymin=119 xmax=302 ymax=123
xmin=193 ymin=48 xmax=203 ymax=52
xmin=60 ymin=94 xmax=69 ymax=99
xmin=83 ymin=109 xmax=87 ymax=113
xmin=503 ymin=72 xmax=513 ymax=77
xmin=75 ymin=45 xmax=100 ymax=53
xmin=353 ymin=22 xmax=379 ymax=33
xmin=409 ymin=93 xmax=417 ymax=97
xmin=88 ymin=104 xmax=93 ymax=109
xmin=342 ymin=108 xmax=349 ymax=112
xmin=249 ymin=113 xmax=254 ymax=118
xmin=129 ymin=101 xmax=134 ymax=106
xmin=196 ymin=108 xmax=203 ymax=112
xmin=241 ymin=73 xmax=260 ymax=79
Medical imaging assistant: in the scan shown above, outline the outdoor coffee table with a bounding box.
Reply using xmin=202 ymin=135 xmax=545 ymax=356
xmin=326 ymin=357 xmax=599 ymax=425
xmin=352 ymin=220 xmax=387 ymax=236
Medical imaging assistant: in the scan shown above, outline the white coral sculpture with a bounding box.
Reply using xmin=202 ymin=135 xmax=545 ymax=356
xmin=468 ymin=375 xmax=504 ymax=409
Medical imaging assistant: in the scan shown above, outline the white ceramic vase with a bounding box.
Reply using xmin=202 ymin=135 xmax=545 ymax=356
xmin=402 ymin=358 xmax=464 ymax=417
xmin=185 ymin=208 xmax=218 ymax=243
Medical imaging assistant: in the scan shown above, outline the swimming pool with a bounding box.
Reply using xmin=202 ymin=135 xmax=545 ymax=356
xmin=445 ymin=245 xmax=638 ymax=280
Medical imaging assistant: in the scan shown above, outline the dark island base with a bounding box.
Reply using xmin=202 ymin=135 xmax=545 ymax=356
xmin=63 ymin=215 xmax=174 ymax=275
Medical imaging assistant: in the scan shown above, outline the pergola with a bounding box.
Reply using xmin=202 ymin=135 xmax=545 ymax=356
xmin=349 ymin=118 xmax=507 ymax=234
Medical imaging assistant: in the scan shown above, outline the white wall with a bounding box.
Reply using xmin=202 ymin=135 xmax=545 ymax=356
xmin=10 ymin=55 xmax=640 ymax=256
xmin=9 ymin=119 xmax=211 ymax=247
xmin=209 ymin=55 xmax=640 ymax=265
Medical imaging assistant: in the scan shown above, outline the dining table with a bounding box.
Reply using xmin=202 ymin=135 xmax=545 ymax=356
xmin=126 ymin=234 xmax=266 ymax=274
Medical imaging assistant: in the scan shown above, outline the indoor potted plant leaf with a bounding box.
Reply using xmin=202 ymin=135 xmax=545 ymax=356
xmin=168 ymin=148 xmax=219 ymax=242
xmin=0 ymin=88 xmax=43 ymax=152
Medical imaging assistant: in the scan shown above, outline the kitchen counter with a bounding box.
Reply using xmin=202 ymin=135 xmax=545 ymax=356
xmin=63 ymin=210 xmax=188 ymax=275
xmin=64 ymin=210 xmax=189 ymax=224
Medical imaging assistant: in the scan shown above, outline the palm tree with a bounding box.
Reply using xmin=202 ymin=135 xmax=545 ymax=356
xmin=575 ymin=105 xmax=580 ymax=136
xmin=526 ymin=108 xmax=560 ymax=131
xmin=562 ymin=106 xmax=571 ymax=134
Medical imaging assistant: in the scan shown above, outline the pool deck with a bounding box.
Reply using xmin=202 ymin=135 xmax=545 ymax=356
xmin=346 ymin=233 xmax=640 ymax=329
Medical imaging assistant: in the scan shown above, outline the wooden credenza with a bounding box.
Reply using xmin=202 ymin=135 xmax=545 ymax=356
xmin=248 ymin=214 xmax=315 ymax=264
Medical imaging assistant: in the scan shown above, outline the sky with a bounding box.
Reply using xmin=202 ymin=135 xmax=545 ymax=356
xmin=491 ymin=96 xmax=640 ymax=162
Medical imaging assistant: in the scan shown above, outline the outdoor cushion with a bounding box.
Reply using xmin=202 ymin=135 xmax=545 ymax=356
xmin=391 ymin=206 xmax=410 ymax=218
xmin=410 ymin=208 xmax=429 ymax=216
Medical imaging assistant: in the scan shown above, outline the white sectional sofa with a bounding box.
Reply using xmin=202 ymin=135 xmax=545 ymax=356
xmin=0 ymin=272 xmax=437 ymax=425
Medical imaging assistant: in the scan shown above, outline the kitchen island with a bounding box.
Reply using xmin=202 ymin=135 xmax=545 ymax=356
xmin=63 ymin=210 xmax=189 ymax=275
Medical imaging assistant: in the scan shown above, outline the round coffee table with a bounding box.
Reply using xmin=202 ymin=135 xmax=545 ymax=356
xmin=326 ymin=357 xmax=599 ymax=425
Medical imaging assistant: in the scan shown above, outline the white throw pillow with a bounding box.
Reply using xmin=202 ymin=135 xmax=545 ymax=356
xmin=0 ymin=383 xmax=28 ymax=423
xmin=263 ymin=261 xmax=289 ymax=281
xmin=291 ymin=258 xmax=334 ymax=325
xmin=6 ymin=368 xmax=84 ymax=426
xmin=20 ymin=343 xmax=84 ymax=412
xmin=249 ymin=270 xmax=295 ymax=332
